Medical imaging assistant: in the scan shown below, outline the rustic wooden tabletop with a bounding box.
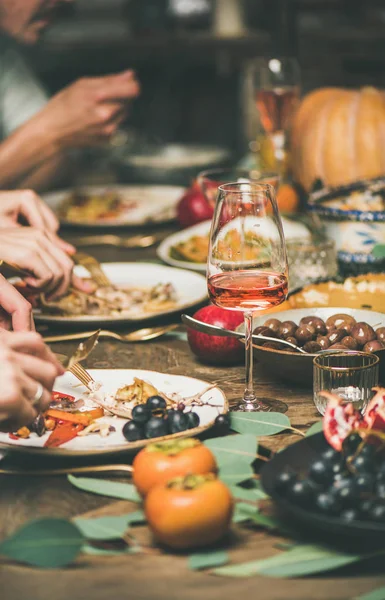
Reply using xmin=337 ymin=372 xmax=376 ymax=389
xmin=0 ymin=224 xmax=384 ymax=600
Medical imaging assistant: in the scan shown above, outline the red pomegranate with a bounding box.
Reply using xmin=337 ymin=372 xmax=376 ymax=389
xmin=364 ymin=388 xmax=385 ymax=431
xmin=186 ymin=305 xmax=244 ymax=365
xmin=177 ymin=182 xmax=214 ymax=228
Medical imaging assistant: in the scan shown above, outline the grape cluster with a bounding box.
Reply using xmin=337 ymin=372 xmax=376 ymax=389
xmin=122 ymin=395 xmax=200 ymax=442
xmin=274 ymin=435 xmax=385 ymax=523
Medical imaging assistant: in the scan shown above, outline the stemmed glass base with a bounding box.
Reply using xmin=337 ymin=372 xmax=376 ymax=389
xmin=233 ymin=397 xmax=288 ymax=413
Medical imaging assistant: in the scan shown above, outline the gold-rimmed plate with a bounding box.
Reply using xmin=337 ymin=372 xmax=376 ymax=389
xmin=32 ymin=262 xmax=207 ymax=325
xmin=0 ymin=369 xmax=228 ymax=458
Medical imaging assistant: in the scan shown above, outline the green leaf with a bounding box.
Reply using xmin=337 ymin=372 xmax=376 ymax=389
xmin=205 ymin=434 xmax=257 ymax=485
xmin=230 ymin=485 xmax=260 ymax=503
xmin=0 ymin=518 xmax=84 ymax=568
xmin=82 ymin=544 xmax=141 ymax=556
xmin=68 ymin=475 xmax=141 ymax=503
xmin=188 ymin=549 xmax=229 ymax=570
xmin=214 ymin=544 xmax=362 ymax=578
xmin=230 ymin=412 xmax=291 ymax=436
xmin=233 ymin=503 xmax=259 ymax=524
xmin=373 ymin=244 xmax=385 ymax=259
xmin=74 ymin=514 xmax=133 ymax=540
xmin=354 ymin=587 xmax=385 ymax=600
xmin=247 ymin=512 xmax=283 ymax=531
xmin=305 ymin=421 xmax=323 ymax=437
xmin=126 ymin=510 xmax=146 ymax=525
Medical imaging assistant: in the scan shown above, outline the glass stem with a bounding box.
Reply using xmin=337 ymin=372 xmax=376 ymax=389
xmin=244 ymin=311 xmax=255 ymax=402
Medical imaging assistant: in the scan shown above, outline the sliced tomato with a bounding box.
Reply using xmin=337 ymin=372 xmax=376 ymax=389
xmin=323 ymin=391 xmax=366 ymax=451
xmin=51 ymin=391 xmax=75 ymax=403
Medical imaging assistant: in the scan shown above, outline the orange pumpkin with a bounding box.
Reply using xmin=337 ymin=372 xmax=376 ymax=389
xmin=291 ymin=87 xmax=385 ymax=191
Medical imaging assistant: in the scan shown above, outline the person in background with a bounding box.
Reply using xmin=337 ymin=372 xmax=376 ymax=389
xmin=0 ymin=0 xmax=140 ymax=191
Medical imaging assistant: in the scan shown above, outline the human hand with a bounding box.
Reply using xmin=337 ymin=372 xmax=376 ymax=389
xmin=0 ymin=330 xmax=63 ymax=432
xmin=0 ymin=274 xmax=33 ymax=331
xmin=35 ymin=70 xmax=140 ymax=149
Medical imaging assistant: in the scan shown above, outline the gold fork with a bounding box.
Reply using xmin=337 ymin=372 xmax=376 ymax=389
xmin=44 ymin=324 xmax=178 ymax=344
xmin=73 ymin=252 xmax=112 ymax=287
xmin=68 ymin=361 xmax=95 ymax=390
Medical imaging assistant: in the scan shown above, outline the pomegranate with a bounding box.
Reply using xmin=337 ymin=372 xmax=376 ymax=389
xmin=322 ymin=391 xmax=366 ymax=451
xmin=186 ymin=305 xmax=244 ymax=365
xmin=176 ymin=182 xmax=214 ymax=228
xmin=364 ymin=388 xmax=385 ymax=431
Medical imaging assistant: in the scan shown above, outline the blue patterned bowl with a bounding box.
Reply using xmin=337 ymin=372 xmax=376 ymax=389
xmin=308 ymin=177 xmax=385 ymax=276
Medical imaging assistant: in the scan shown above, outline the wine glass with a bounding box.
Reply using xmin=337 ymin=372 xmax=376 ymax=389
xmin=197 ymin=168 xmax=279 ymax=208
xmin=207 ymin=182 xmax=288 ymax=412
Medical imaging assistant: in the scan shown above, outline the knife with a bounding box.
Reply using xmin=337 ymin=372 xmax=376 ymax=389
xmin=181 ymin=314 xmax=305 ymax=353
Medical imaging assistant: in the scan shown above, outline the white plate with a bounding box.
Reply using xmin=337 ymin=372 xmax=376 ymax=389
xmin=33 ymin=262 xmax=207 ymax=325
xmin=157 ymin=217 xmax=311 ymax=272
xmin=42 ymin=185 xmax=186 ymax=227
xmin=0 ymin=369 xmax=227 ymax=457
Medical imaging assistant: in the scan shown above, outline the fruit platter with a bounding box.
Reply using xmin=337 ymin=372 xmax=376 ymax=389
xmin=262 ymin=388 xmax=385 ymax=542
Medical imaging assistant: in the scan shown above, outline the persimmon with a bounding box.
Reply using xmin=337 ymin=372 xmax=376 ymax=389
xmin=276 ymin=184 xmax=299 ymax=213
xmin=133 ymin=438 xmax=217 ymax=497
xmin=145 ymin=474 xmax=233 ymax=549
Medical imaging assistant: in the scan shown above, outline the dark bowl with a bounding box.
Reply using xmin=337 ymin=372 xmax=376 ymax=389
xmin=249 ymin=307 xmax=385 ymax=387
xmin=261 ymin=432 xmax=385 ymax=547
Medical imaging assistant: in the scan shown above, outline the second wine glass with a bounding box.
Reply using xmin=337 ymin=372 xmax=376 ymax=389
xmin=207 ymin=182 xmax=288 ymax=412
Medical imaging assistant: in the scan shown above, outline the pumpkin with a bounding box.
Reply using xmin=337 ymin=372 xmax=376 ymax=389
xmin=291 ymin=87 xmax=385 ymax=191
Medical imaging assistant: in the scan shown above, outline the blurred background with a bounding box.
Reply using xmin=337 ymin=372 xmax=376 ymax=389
xmin=26 ymin=0 xmax=385 ymax=154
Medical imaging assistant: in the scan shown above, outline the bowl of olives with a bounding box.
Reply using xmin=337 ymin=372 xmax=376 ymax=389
xmin=248 ymin=308 xmax=385 ymax=387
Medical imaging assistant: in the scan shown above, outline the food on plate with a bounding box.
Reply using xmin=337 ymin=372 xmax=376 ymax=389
xmin=8 ymin=377 xmax=221 ymax=449
xmin=170 ymin=228 xmax=271 ymax=264
xmin=272 ymin=388 xmax=385 ymax=524
xmin=186 ymin=305 xmax=244 ymax=365
xmin=25 ymin=281 xmax=178 ymax=318
xmin=58 ymin=189 xmax=137 ymax=222
xmin=133 ymin=438 xmax=217 ymax=496
xmin=144 ymin=473 xmax=233 ymax=549
xmin=291 ymin=86 xmax=385 ymax=191
xmin=323 ymin=189 xmax=385 ymax=213
xmin=288 ymin=274 xmax=385 ymax=312
xmin=176 ymin=182 xmax=214 ymax=228
xmin=257 ymin=313 xmax=385 ymax=353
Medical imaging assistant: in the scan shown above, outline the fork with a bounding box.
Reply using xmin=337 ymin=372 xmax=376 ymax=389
xmin=69 ymin=361 xmax=95 ymax=390
xmin=75 ymin=234 xmax=157 ymax=249
xmin=44 ymin=324 xmax=178 ymax=344
xmin=73 ymin=252 xmax=112 ymax=287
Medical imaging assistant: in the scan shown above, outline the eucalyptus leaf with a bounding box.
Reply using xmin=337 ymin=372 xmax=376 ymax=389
xmin=214 ymin=544 xmax=362 ymax=578
xmin=188 ymin=549 xmax=229 ymax=570
xmin=126 ymin=510 xmax=146 ymax=525
xmin=230 ymin=412 xmax=291 ymax=436
xmin=205 ymin=434 xmax=257 ymax=485
xmin=230 ymin=485 xmax=261 ymax=503
xmin=82 ymin=544 xmax=141 ymax=556
xmin=68 ymin=475 xmax=140 ymax=503
xmin=0 ymin=518 xmax=84 ymax=568
xmin=305 ymin=421 xmax=323 ymax=437
xmin=74 ymin=514 xmax=133 ymax=540
xmin=354 ymin=586 xmax=385 ymax=600
xmin=373 ymin=244 xmax=385 ymax=259
xmin=233 ymin=503 xmax=259 ymax=524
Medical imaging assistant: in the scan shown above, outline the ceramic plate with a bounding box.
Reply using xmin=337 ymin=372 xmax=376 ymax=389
xmin=0 ymin=369 xmax=227 ymax=457
xmin=261 ymin=432 xmax=385 ymax=544
xmin=43 ymin=185 xmax=186 ymax=227
xmin=157 ymin=217 xmax=311 ymax=272
xmin=33 ymin=262 xmax=207 ymax=325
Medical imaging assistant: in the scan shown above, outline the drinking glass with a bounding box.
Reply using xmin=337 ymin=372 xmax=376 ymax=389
xmin=197 ymin=168 xmax=279 ymax=208
xmin=313 ymin=351 xmax=379 ymax=416
xmin=207 ymin=182 xmax=288 ymax=412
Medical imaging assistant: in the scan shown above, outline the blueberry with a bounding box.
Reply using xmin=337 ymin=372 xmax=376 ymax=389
xmin=340 ymin=508 xmax=359 ymax=523
xmin=369 ymin=503 xmax=385 ymax=522
xmin=355 ymin=474 xmax=375 ymax=495
xmin=287 ymin=480 xmax=314 ymax=508
xmin=185 ymin=412 xmax=200 ymax=429
xmin=274 ymin=469 xmax=297 ymax=494
xmin=168 ymin=411 xmax=189 ymax=434
xmin=308 ymin=459 xmax=333 ymax=486
xmin=351 ymin=455 xmax=375 ymax=473
xmin=131 ymin=404 xmax=151 ymax=425
xmin=214 ymin=413 xmax=231 ymax=434
xmin=342 ymin=432 xmax=363 ymax=456
xmin=122 ymin=421 xmax=144 ymax=442
xmin=315 ymin=491 xmax=341 ymax=515
xmin=146 ymin=395 xmax=167 ymax=411
xmin=144 ymin=416 xmax=169 ymax=439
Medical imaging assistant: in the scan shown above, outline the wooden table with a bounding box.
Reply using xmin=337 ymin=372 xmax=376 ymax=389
xmin=1 ymin=225 xmax=384 ymax=600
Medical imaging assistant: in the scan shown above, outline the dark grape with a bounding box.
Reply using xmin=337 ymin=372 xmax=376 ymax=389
xmin=376 ymin=483 xmax=385 ymax=500
xmin=122 ymin=421 xmax=144 ymax=442
xmin=369 ymin=503 xmax=385 ymax=522
xmin=315 ymin=491 xmax=341 ymax=515
xmin=342 ymin=433 xmax=363 ymax=456
xmin=355 ymin=474 xmax=375 ymax=495
xmin=274 ymin=469 xmax=297 ymax=493
xmin=144 ymin=416 xmax=169 ymax=438
xmin=340 ymin=509 xmax=360 ymax=523
xmin=308 ymin=459 xmax=334 ymax=486
xmin=351 ymin=454 xmax=375 ymax=473
xmin=168 ymin=411 xmax=189 ymax=434
xmin=334 ymin=478 xmax=358 ymax=507
xmin=287 ymin=480 xmax=314 ymax=508
xmin=321 ymin=447 xmax=341 ymax=465
xmin=185 ymin=411 xmax=200 ymax=429
xmin=214 ymin=413 xmax=231 ymax=434
xmin=146 ymin=395 xmax=167 ymax=411
xmin=131 ymin=404 xmax=151 ymax=425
